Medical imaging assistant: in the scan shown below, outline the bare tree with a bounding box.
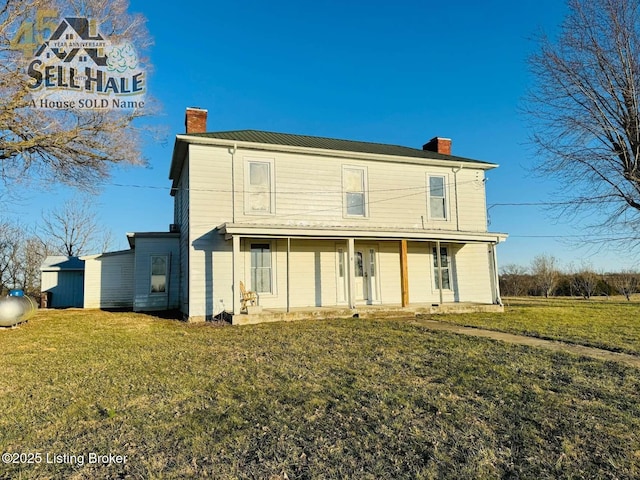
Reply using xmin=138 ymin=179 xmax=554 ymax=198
xmin=40 ymin=199 xmax=110 ymax=256
xmin=571 ymin=265 xmax=601 ymax=299
xmin=499 ymin=263 xmax=531 ymax=296
xmin=0 ymin=220 xmax=22 ymax=293
xmin=609 ymin=270 xmax=638 ymax=300
xmin=531 ymin=254 xmax=559 ymax=298
xmin=22 ymin=236 xmax=53 ymax=295
xmin=527 ymin=0 xmax=640 ymax=241
xmin=0 ymin=0 xmax=156 ymax=191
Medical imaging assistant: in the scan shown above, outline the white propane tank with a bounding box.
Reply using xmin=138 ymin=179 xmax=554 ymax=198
xmin=0 ymin=292 xmax=38 ymax=327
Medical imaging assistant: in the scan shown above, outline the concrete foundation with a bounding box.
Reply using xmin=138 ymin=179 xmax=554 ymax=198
xmin=231 ymin=303 xmax=503 ymax=326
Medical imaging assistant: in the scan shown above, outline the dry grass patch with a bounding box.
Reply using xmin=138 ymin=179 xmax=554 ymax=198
xmin=435 ymin=296 xmax=640 ymax=355
xmin=0 ymin=309 xmax=639 ymax=479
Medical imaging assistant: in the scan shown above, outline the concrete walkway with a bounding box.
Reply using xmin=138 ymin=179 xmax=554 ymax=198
xmin=415 ymin=318 xmax=640 ymax=369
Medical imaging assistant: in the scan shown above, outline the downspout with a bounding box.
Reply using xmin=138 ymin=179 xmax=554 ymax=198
xmin=436 ymin=240 xmax=444 ymax=305
xmin=166 ymin=252 xmax=172 ymax=311
xmin=452 ymin=164 xmax=462 ymax=231
xmin=231 ymin=143 xmax=237 ymax=223
xmin=491 ymin=239 xmax=502 ymax=306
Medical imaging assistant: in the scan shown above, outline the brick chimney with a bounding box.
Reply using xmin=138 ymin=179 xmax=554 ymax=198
xmin=423 ymin=137 xmax=452 ymax=155
xmin=185 ymin=107 xmax=208 ymax=134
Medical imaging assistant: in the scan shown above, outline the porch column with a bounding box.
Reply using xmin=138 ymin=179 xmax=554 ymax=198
xmin=347 ymin=238 xmax=356 ymax=309
xmin=400 ymin=240 xmax=409 ymax=307
xmin=232 ymin=235 xmax=241 ymax=315
xmin=436 ymin=240 xmax=444 ymax=305
xmin=490 ymin=242 xmax=503 ymax=305
xmin=286 ymin=237 xmax=291 ymax=313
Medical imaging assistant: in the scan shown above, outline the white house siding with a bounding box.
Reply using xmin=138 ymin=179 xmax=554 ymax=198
xmin=180 ymin=143 xmax=502 ymax=319
xmin=455 ymin=169 xmax=488 ymax=232
xmin=227 ymin=149 xmax=488 ymax=232
xmin=83 ymin=251 xmax=134 ymax=309
xmin=132 ymin=235 xmax=180 ymax=311
xmin=377 ymin=242 xmax=402 ymax=305
xmin=406 ymin=242 xmax=460 ymax=304
xmin=175 ymin=160 xmax=190 ymax=313
xmin=187 ymin=145 xmax=234 ymax=318
xmin=453 ymin=243 xmax=494 ymax=304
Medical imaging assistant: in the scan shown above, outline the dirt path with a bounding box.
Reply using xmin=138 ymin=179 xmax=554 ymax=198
xmin=416 ymin=319 xmax=640 ymax=369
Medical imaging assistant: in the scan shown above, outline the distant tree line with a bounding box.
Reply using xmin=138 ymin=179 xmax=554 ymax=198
xmin=500 ymin=254 xmax=639 ymax=300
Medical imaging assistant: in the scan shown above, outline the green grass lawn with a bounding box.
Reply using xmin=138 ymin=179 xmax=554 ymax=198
xmin=1 ymin=307 xmax=640 ymax=479
xmin=438 ymin=296 xmax=640 ymax=355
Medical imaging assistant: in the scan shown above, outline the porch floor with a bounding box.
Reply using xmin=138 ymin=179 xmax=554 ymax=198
xmin=232 ymin=302 xmax=503 ymax=325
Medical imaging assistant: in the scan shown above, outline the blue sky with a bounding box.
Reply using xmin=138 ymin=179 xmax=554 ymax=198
xmin=9 ymin=0 xmax=637 ymax=271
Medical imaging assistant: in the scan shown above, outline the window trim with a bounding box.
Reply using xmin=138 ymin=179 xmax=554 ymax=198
xmin=150 ymin=254 xmax=168 ymax=295
xmin=427 ymin=174 xmax=448 ymax=221
xmin=244 ymin=157 xmax=276 ymax=215
xmin=249 ymin=241 xmax=275 ymax=295
xmin=342 ymin=165 xmax=369 ymax=218
xmin=432 ymin=246 xmax=452 ymax=291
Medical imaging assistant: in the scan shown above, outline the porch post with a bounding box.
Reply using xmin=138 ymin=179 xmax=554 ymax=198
xmin=491 ymin=242 xmax=502 ymax=305
xmin=347 ymin=237 xmax=356 ymax=309
xmin=286 ymin=237 xmax=291 ymax=313
xmin=232 ymin=235 xmax=241 ymax=315
xmin=400 ymin=239 xmax=409 ymax=307
xmin=436 ymin=240 xmax=444 ymax=305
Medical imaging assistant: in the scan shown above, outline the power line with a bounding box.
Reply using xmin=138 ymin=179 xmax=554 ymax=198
xmin=487 ymin=197 xmax=619 ymax=209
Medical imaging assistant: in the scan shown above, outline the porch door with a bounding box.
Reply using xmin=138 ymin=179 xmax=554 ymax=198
xmin=336 ymin=246 xmax=348 ymax=303
xmin=354 ymin=246 xmax=378 ymax=304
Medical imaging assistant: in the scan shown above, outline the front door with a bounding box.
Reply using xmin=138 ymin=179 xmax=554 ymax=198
xmin=354 ymin=246 xmax=378 ymax=304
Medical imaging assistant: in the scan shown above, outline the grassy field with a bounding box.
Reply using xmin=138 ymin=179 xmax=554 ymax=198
xmin=439 ymin=296 xmax=640 ymax=355
xmin=1 ymin=306 xmax=639 ymax=479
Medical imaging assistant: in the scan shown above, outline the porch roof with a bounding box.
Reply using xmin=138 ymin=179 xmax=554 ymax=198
xmin=219 ymin=222 xmax=507 ymax=244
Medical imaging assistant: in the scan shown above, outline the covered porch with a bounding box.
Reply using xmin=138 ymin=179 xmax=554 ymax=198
xmin=220 ymin=223 xmax=507 ymax=323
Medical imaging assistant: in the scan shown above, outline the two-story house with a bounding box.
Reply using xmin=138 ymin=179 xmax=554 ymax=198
xmin=168 ymin=108 xmax=507 ymax=322
xmin=43 ymin=107 xmax=506 ymax=321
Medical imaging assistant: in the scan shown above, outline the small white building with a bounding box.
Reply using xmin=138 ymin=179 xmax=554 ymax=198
xmin=41 ymin=232 xmax=179 ymax=312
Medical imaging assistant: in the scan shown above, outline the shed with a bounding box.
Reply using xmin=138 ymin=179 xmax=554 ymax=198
xmin=40 ymin=256 xmax=85 ymax=308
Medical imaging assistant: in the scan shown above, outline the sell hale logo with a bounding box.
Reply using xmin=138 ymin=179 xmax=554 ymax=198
xmin=13 ymin=11 xmax=145 ymax=110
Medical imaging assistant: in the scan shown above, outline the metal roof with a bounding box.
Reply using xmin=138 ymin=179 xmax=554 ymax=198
xmin=187 ymin=130 xmax=492 ymax=165
xmin=40 ymin=256 xmax=85 ymax=271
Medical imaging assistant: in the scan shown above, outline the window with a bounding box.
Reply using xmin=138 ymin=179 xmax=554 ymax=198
xmin=251 ymin=243 xmax=272 ymax=293
xmin=432 ymin=247 xmax=451 ymax=290
xmin=245 ymin=159 xmax=275 ymax=214
xmin=343 ymin=166 xmax=367 ymax=217
xmin=150 ymin=256 xmax=167 ymax=293
xmin=354 ymin=251 xmax=364 ymax=277
xmin=428 ymin=175 xmax=447 ymax=220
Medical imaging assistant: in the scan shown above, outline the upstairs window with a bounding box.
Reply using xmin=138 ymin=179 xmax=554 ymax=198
xmin=343 ymin=166 xmax=367 ymax=217
xmin=245 ymin=158 xmax=275 ymax=214
xmin=428 ymin=175 xmax=447 ymax=220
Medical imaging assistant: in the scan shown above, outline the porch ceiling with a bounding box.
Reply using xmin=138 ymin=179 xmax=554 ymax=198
xmin=219 ymin=222 xmax=507 ymax=244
